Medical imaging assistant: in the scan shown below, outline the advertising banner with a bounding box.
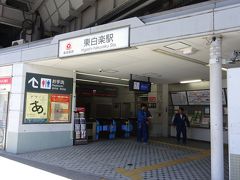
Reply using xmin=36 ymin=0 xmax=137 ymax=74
xmin=49 ymin=94 xmax=71 ymax=123
xmin=24 ymin=92 xmax=49 ymax=123
xmin=0 ymin=77 xmax=12 ymax=92
xmin=24 ymin=73 xmax=73 ymax=124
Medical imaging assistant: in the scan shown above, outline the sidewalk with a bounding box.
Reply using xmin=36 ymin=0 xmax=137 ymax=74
xmin=0 ymin=151 xmax=103 ymax=180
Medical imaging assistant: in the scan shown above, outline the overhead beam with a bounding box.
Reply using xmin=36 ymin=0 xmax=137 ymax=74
xmin=0 ymin=4 xmax=25 ymax=28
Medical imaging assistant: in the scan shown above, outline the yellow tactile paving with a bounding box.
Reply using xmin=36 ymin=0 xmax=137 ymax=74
xmin=116 ymin=141 xmax=210 ymax=180
xmin=149 ymin=140 xmax=204 ymax=152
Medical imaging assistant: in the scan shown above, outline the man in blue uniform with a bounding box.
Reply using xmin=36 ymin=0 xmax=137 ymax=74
xmin=137 ymin=103 xmax=148 ymax=143
xmin=173 ymin=107 xmax=190 ymax=144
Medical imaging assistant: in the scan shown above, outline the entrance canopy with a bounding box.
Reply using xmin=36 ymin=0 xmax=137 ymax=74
xmin=0 ymin=0 xmax=240 ymax=84
xmin=29 ymin=31 xmax=240 ymax=84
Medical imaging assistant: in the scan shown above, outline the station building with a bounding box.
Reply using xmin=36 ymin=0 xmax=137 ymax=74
xmin=0 ymin=0 xmax=240 ymax=179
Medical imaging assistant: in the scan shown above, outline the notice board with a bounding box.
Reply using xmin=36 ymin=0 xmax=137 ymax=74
xmin=23 ymin=73 xmax=73 ymax=124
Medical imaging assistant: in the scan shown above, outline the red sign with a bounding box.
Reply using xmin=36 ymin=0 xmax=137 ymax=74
xmin=148 ymin=96 xmax=157 ymax=103
xmin=49 ymin=94 xmax=71 ymax=122
xmin=76 ymin=107 xmax=85 ymax=113
xmin=0 ymin=77 xmax=12 ymax=92
xmin=0 ymin=77 xmax=12 ymax=84
xmin=66 ymin=43 xmax=72 ymax=50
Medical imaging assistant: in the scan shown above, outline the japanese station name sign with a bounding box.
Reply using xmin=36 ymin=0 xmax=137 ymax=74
xmin=58 ymin=26 xmax=129 ymax=58
xmin=25 ymin=73 xmax=73 ymax=94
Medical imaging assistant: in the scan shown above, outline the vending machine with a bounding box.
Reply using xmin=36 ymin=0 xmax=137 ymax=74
xmin=73 ymin=107 xmax=87 ymax=145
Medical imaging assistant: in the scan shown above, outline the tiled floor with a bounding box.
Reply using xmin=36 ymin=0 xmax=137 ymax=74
xmin=16 ymin=139 xmax=228 ymax=180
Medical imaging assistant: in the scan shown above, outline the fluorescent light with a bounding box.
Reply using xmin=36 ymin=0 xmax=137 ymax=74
xmin=121 ymin=78 xmax=129 ymax=81
xmin=76 ymin=72 xmax=119 ymax=80
xmin=206 ymin=65 xmax=228 ymax=72
xmin=180 ymin=79 xmax=202 ymax=84
xmin=76 ymin=79 xmax=99 ymax=83
xmin=101 ymin=82 xmax=129 ymax=87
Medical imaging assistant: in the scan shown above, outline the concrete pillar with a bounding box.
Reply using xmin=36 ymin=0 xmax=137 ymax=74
xmin=209 ymin=37 xmax=224 ymax=180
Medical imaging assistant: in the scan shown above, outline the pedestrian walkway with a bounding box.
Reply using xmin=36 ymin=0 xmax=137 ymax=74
xmin=0 ymin=156 xmax=69 ymax=180
xmin=2 ymin=139 xmax=229 ymax=180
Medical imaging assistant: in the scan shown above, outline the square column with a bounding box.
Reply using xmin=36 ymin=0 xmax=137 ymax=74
xmin=228 ymin=68 xmax=240 ymax=180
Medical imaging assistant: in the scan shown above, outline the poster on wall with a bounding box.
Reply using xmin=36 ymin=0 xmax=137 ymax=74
xmin=49 ymin=94 xmax=71 ymax=123
xmin=170 ymin=91 xmax=188 ymax=105
xmin=0 ymin=77 xmax=12 ymax=92
xmin=187 ymin=90 xmax=210 ymax=105
xmin=24 ymin=73 xmax=73 ymax=124
xmin=187 ymin=89 xmax=227 ymax=105
xmin=24 ymin=92 xmax=49 ymax=123
xmin=0 ymin=93 xmax=9 ymax=149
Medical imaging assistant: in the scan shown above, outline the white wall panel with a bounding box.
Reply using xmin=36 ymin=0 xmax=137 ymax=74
xmin=131 ymin=13 xmax=213 ymax=45
xmin=7 ymin=110 xmax=22 ymax=132
xmin=11 ymin=76 xmax=24 ymax=94
xmin=0 ymin=65 xmax=12 ymax=77
xmin=215 ymin=4 xmax=240 ymax=31
xmin=21 ymin=44 xmax=58 ymax=61
xmin=9 ymin=93 xmax=23 ymax=111
xmin=228 ymin=68 xmax=240 ymax=154
xmin=0 ymin=51 xmax=21 ymax=65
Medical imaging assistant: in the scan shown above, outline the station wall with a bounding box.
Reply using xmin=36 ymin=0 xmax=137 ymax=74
xmin=6 ymin=63 xmax=74 ymax=153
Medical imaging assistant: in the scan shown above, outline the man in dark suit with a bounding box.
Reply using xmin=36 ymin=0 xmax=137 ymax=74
xmin=173 ymin=107 xmax=190 ymax=144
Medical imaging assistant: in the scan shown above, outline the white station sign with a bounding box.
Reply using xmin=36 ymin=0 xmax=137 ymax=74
xmin=58 ymin=27 xmax=129 ymax=58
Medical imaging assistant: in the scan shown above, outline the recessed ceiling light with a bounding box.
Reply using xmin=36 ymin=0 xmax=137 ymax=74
xmin=165 ymin=42 xmax=191 ymax=50
xmin=76 ymin=72 xmax=119 ymax=80
xmin=180 ymin=47 xmax=198 ymax=55
xmin=121 ymin=78 xmax=129 ymax=81
xmin=76 ymin=79 xmax=99 ymax=83
xmin=180 ymin=79 xmax=202 ymax=84
xmin=103 ymin=69 xmax=119 ymax=73
xmin=101 ymin=82 xmax=129 ymax=87
xmin=206 ymin=64 xmax=228 ymax=71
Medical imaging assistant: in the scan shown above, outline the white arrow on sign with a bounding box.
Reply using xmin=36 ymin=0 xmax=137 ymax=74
xmin=28 ymin=77 xmax=39 ymax=88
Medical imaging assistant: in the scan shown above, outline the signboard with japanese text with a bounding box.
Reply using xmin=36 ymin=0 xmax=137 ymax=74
xmin=49 ymin=94 xmax=71 ymax=123
xmin=25 ymin=73 xmax=73 ymax=94
xmin=187 ymin=89 xmax=226 ymax=105
xmin=24 ymin=73 xmax=73 ymax=124
xmin=0 ymin=77 xmax=12 ymax=92
xmin=58 ymin=27 xmax=129 ymax=58
xmin=24 ymin=92 xmax=49 ymax=123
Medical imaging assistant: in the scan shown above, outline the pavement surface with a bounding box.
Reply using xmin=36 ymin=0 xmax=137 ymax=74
xmin=0 ymin=138 xmax=229 ymax=180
